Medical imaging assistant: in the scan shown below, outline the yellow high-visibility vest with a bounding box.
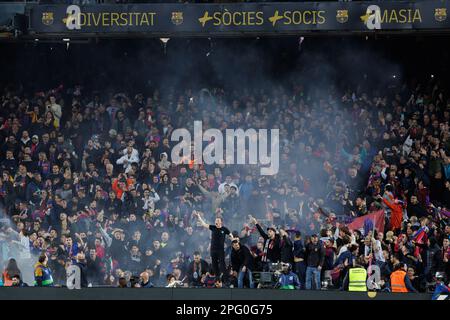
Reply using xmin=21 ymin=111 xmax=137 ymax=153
xmin=348 ymin=267 xmax=367 ymax=292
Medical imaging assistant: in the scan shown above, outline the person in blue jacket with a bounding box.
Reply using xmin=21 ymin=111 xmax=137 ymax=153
xmin=432 ymin=272 xmax=450 ymax=300
xmin=275 ymin=263 xmax=300 ymax=289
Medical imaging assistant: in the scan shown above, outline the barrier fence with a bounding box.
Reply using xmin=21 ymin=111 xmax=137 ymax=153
xmin=0 ymin=287 xmax=435 ymax=300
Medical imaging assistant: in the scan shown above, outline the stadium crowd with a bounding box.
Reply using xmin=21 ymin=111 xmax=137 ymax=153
xmin=0 ymin=73 xmax=449 ymax=292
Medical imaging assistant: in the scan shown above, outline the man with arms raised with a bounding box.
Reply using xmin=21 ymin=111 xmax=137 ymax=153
xmin=194 ymin=210 xmax=234 ymax=280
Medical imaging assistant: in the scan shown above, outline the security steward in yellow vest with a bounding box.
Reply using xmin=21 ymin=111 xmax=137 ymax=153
xmin=343 ymin=265 xmax=367 ymax=292
xmin=34 ymin=254 xmax=54 ymax=287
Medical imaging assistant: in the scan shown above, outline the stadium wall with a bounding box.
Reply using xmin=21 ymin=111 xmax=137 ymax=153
xmin=0 ymin=288 xmax=432 ymax=300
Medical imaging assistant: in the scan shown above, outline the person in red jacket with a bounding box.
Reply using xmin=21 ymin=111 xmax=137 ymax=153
xmin=379 ymin=188 xmax=405 ymax=232
xmin=111 ymin=173 xmax=134 ymax=200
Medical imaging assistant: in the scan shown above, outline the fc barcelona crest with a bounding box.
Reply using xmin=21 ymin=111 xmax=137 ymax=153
xmin=336 ymin=10 xmax=348 ymax=24
xmin=171 ymin=12 xmax=184 ymax=26
xmin=434 ymin=8 xmax=447 ymax=22
xmin=42 ymin=12 xmax=54 ymax=26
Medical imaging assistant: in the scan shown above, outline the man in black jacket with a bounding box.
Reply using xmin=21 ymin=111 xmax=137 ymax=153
xmin=280 ymin=229 xmax=294 ymax=265
xmin=86 ymin=248 xmax=103 ymax=286
xmin=251 ymin=217 xmax=281 ymax=271
xmin=293 ymin=231 xmax=306 ymax=289
xmin=74 ymin=252 xmax=88 ymax=288
xmin=305 ymin=234 xmax=325 ymax=290
xmin=187 ymin=251 xmax=209 ymax=287
xmin=230 ymin=240 xmax=254 ymax=288
xmin=11 ymin=274 xmax=28 ymax=287
xmin=139 ymin=271 xmax=154 ymax=288
xmin=195 ymin=212 xmax=233 ymax=280
xmin=110 ymin=229 xmax=128 ymax=267
xmin=431 ymin=237 xmax=450 ymax=279
xmin=407 ymin=195 xmax=428 ymax=218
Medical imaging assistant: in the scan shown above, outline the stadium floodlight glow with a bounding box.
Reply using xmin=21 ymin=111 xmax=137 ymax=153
xmin=392 ymin=75 xmax=397 ymax=79
xmin=34 ymin=38 xmax=39 ymax=42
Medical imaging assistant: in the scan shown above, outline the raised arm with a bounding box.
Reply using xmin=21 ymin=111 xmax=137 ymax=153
xmin=193 ymin=211 xmax=210 ymax=229
xmin=299 ymin=200 xmax=304 ymax=219
xmin=116 ymin=155 xmax=126 ymax=165
xmin=250 ymin=216 xmax=268 ymax=240
xmin=149 ymin=189 xmax=160 ymax=203
xmin=197 ymin=183 xmax=211 ymax=197
xmin=280 ymin=229 xmax=293 ymax=247
xmin=98 ymin=223 xmax=112 ymax=248
xmin=381 ymin=195 xmax=395 ymax=210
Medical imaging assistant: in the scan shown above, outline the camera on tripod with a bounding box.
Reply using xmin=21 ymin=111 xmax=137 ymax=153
xmin=426 ymin=272 xmax=448 ymax=293
xmin=269 ymin=262 xmax=283 ymax=273
xmin=255 ymin=263 xmax=283 ymax=288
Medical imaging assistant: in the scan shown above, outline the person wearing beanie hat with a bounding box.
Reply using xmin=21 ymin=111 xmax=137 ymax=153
xmin=305 ymin=234 xmax=325 ymax=290
xmin=250 ymin=216 xmax=281 ymax=270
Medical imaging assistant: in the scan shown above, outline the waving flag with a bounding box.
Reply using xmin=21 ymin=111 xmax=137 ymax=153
xmin=348 ymin=209 xmax=385 ymax=235
xmin=412 ymin=226 xmax=428 ymax=241
xmin=412 ymin=226 xmax=428 ymax=257
xmin=364 ymin=219 xmax=374 ymax=237
xmin=440 ymin=209 xmax=450 ymax=219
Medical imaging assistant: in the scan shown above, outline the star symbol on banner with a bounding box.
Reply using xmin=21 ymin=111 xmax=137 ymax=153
xmin=360 ymin=13 xmax=370 ymax=23
xmin=199 ymin=11 xmax=213 ymax=27
xmin=269 ymin=10 xmax=284 ymax=27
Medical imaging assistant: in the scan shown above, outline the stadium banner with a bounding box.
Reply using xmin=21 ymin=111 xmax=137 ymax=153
xmin=28 ymin=1 xmax=450 ymax=35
